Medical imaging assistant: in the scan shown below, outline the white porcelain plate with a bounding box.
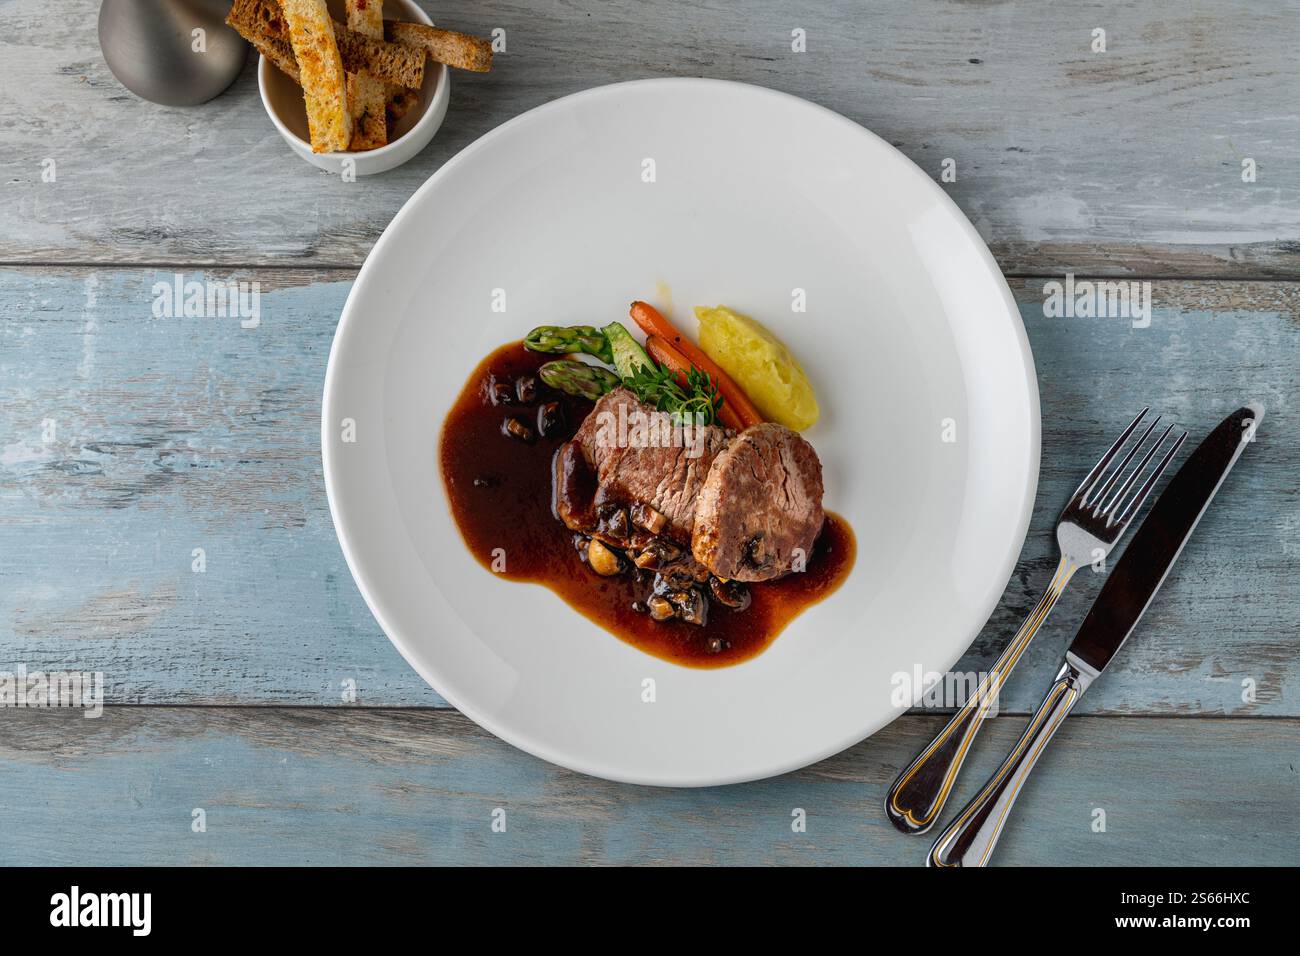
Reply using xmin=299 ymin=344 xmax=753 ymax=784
xmin=322 ymin=79 xmax=1039 ymax=786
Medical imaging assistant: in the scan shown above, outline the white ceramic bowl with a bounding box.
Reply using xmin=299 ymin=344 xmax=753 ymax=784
xmin=257 ymin=0 xmax=449 ymax=176
xmin=322 ymin=79 xmax=1040 ymax=786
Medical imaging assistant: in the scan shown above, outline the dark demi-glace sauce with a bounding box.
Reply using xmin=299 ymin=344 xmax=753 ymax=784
xmin=439 ymin=341 xmax=856 ymax=668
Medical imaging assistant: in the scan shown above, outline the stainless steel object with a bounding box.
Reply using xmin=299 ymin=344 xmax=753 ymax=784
xmin=928 ymin=403 xmax=1263 ymax=867
xmin=98 ymin=0 xmax=248 ymax=107
xmin=887 ymin=407 xmax=1180 ymax=834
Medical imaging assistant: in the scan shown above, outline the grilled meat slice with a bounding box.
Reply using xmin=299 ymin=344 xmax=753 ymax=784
xmin=572 ymin=388 xmax=731 ymax=541
xmin=691 ymin=423 xmax=824 ymax=582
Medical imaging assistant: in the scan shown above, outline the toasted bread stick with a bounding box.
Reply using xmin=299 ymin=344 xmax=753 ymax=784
xmin=229 ymin=0 xmax=426 ymax=143
xmin=385 ymin=86 xmax=419 ymax=131
xmin=278 ymin=0 xmax=352 ymax=153
xmin=385 ymin=20 xmax=493 ymax=72
xmin=237 ymin=0 xmax=425 ymax=89
xmin=227 ymin=0 xmax=300 ymax=81
xmin=346 ymin=0 xmax=388 ymax=150
xmin=334 ymin=17 xmax=426 ymax=88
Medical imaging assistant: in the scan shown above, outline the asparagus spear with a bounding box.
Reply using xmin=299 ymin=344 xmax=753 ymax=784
xmin=524 ymin=325 xmax=614 ymax=365
xmin=538 ymin=360 xmax=621 ymax=401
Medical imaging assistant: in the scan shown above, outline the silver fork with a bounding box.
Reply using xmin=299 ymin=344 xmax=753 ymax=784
xmin=885 ymin=408 xmax=1182 ymax=834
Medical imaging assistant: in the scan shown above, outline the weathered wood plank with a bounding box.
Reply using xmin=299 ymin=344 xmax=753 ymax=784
xmin=0 ymin=708 xmax=1293 ymax=865
xmin=969 ymin=278 xmax=1300 ymax=718
xmin=0 ymin=268 xmax=403 ymax=705
xmin=0 ymin=268 xmax=1295 ymax=712
xmin=1 ymin=0 xmax=1297 ymax=275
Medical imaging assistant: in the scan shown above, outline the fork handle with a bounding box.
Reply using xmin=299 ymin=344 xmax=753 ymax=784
xmin=885 ymin=556 xmax=1077 ymax=834
xmin=927 ymin=659 xmax=1090 ymax=867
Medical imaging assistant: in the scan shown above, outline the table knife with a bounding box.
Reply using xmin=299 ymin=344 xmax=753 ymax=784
xmin=927 ymin=402 xmax=1264 ymax=867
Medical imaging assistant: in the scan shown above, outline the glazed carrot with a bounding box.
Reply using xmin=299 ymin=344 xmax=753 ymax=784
xmin=629 ymin=301 xmax=765 ymax=428
xmin=646 ymin=334 xmax=745 ymax=431
xmin=628 ymin=300 xmax=678 ymax=341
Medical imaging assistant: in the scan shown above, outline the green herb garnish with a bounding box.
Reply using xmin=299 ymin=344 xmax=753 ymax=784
xmin=623 ymin=362 xmax=724 ymax=426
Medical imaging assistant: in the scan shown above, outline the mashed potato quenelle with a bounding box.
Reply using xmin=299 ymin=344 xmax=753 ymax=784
xmin=695 ymin=305 xmax=820 ymax=431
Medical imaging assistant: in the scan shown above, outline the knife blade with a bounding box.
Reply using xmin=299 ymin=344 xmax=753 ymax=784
xmin=1067 ymin=402 xmax=1264 ymax=678
xmin=928 ymin=402 xmax=1265 ymax=867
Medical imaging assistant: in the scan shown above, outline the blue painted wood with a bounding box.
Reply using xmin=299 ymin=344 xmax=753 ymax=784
xmin=1 ymin=0 xmax=1295 ymax=868
xmin=0 ymin=268 xmax=435 ymax=705
xmin=0 ymin=269 xmax=1295 ymax=715
xmin=0 ymin=709 xmax=1293 ymax=866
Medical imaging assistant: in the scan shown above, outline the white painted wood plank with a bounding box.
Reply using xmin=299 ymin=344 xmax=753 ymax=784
xmin=1 ymin=0 xmax=1296 ymax=274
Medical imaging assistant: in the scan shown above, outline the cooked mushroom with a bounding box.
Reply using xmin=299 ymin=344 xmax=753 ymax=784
xmin=572 ymin=533 xmax=589 ymax=558
xmin=603 ymin=508 xmax=630 ymax=542
xmin=667 ymin=589 xmax=707 ymax=626
xmin=586 ymin=538 xmax=623 ymax=576
xmin=647 ymin=594 xmax=676 ymax=621
xmin=488 ymin=377 xmax=514 ymax=406
xmin=709 ymin=577 xmax=751 ymax=611
xmin=743 ymin=533 xmax=773 ymax=571
xmin=633 ymin=537 xmax=681 ymax=570
xmin=537 ymin=401 xmax=564 ymax=437
xmin=630 ymin=502 xmax=668 ymax=535
xmin=502 ymin=418 xmax=534 ymax=443
xmin=515 ymin=374 xmax=539 ymax=404
xmin=656 ymin=563 xmax=697 ymax=592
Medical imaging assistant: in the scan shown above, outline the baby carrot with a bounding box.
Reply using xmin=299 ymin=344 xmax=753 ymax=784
xmin=646 ymin=334 xmax=745 ymax=431
xmin=629 ymin=301 xmax=764 ymax=428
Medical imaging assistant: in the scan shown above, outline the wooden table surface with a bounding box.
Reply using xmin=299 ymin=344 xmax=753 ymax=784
xmin=1 ymin=0 xmax=1296 ymax=866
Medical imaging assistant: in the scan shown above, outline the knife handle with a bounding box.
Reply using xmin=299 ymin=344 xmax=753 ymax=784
xmin=886 ymin=556 xmax=1078 ymax=834
xmin=927 ymin=659 xmax=1090 ymax=867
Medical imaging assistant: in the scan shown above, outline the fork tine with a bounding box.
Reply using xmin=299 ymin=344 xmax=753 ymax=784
xmin=1070 ymin=407 xmax=1149 ymax=505
xmin=1112 ymin=429 xmax=1188 ymax=527
xmin=1086 ymin=415 xmax=1160 ymax=511
xmin=1100 ymin=421 xmax=1173 ymax=517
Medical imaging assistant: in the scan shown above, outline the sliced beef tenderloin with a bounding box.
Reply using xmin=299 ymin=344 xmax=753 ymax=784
xmin=572 ymin=388 xmax=731 ymax=541
xmin=691 ymin=422 xmax=824 ymax=582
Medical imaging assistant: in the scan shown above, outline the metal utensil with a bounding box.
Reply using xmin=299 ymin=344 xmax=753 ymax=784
xmin=99 ymin=0 xmax=247 ymax=107
xmin=928 ymin=403 xmax=1262 ymax=867
xmin=887 ymin=407 xmax=1180 ymax=834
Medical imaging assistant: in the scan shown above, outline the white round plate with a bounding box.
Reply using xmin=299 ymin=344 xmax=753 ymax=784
xmin=322 ymin=79 xmax=1039 ymax=787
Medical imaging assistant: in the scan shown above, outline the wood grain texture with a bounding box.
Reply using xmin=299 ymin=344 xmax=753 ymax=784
xmin=0 ymin=708 xmax=1294 ymax=866
xmin=1 ymin=0 xmax=1297 ymax=276
xmin=3 ymin=2 xmax=1294 ymax=868
xmin=1 ymin=268 xmax=1295 ymax=713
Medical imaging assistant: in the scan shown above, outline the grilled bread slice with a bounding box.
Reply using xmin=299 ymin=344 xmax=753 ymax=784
xmin=385 ymin=21 xmax=493 ymax=73
xmin=346 ymin=0 xmax=388 ymax=150
xmin=226 ymin=0 xmax=300 ymax=81
xmin=245 ymin=0 xmax=424 ymax=88
xmin=386 ymin=86 xmax=419 ymax=128
xmin=279 ymin=0 xmax=351 ymax=152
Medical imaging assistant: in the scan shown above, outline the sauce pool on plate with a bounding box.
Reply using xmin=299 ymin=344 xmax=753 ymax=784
xmin=439 ymin=341 xmax=855 ymax=668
